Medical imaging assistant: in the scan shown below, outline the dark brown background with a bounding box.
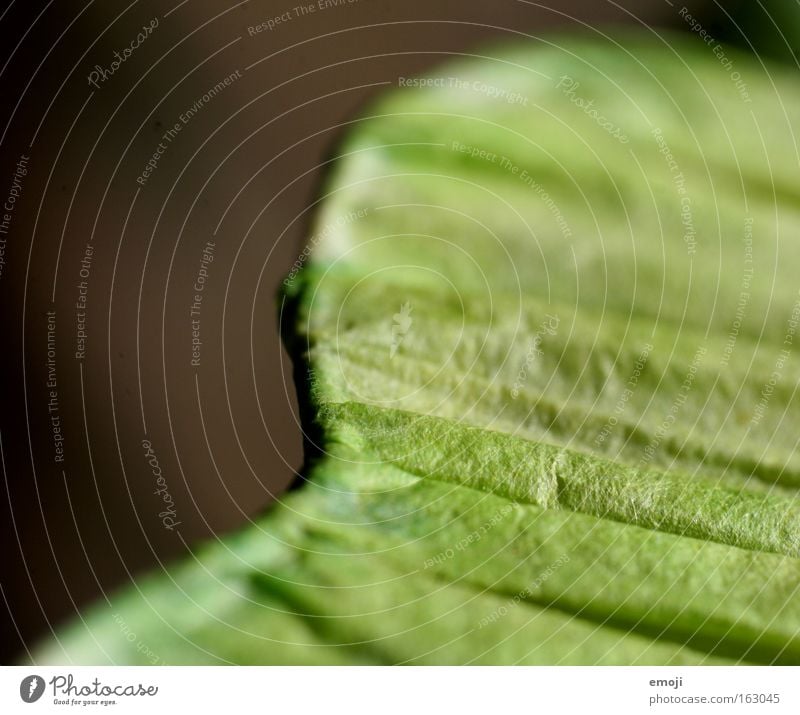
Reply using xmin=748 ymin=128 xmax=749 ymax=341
xmin=1 ymin=0 xmax=769 ymax=663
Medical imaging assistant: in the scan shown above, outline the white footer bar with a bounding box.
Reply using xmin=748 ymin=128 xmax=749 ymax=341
xmin=1 ymin=666 xmax=796 ymax=714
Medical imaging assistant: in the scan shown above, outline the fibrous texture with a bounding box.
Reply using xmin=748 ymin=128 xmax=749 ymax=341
xmin=36 ymin=33 xmax=800 ymax=665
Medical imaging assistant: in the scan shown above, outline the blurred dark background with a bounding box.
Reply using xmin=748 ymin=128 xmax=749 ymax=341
xmin=0 ymin=0 xmax=793 ymax=664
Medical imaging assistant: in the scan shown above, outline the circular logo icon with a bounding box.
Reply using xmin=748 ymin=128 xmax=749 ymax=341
xmin=20 ymin=675 xmax=44 ymax=703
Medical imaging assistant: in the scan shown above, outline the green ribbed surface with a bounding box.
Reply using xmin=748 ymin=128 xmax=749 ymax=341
xmin=36 ymin=33 xmax=800 ymax=665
